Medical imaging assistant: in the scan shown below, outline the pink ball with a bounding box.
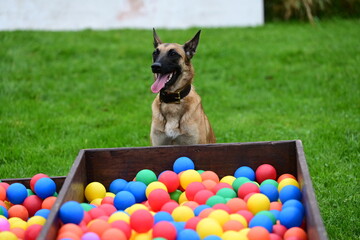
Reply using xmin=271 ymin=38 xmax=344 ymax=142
xmin=238 ymin=182 xmax=260 ymax=199
xmin=160 ymin=200 xmax=179 ymax=213
xmin=0 ymin=218 xmax=10 ymax=231
xmin=153 ymin=221 xmax=177 ymax=240
xmin=185 ymin=182 xmax=206 ymax=201
xmin=148 ymin=189 xmax=171 ymax=212
xmin=273 ymin=224 xmax=288 ymax=237
xmin=130 ymin=209 xmax=154 ymax=233
xmin=270 ymin=233 xmax=283 ymax=240
xmin=158 ymin=171 xmax=180 ymax=193
xmin=256 ymin=164 xmax=277 ymax=183
xmin=193 ymin=189 xmax=214 ymax=205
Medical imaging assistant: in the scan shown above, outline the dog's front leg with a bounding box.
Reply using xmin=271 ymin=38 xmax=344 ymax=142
xmin=150 ymin=130 xmax=173 ymax=146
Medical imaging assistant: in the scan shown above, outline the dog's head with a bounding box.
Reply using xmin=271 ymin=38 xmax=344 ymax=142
xmin=151 ymin=29 xmax=201 ymax=93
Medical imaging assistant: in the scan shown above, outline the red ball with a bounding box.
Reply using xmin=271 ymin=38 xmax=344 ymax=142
xmin=111 ymin=220 xmax=131 ymax=239
xmin=153 ymin=221 xmax=177 ymax=240
xmin=23 ymin=195 xmax=43 ymax=217
xmin=158 ymin=171 xmax=180 ymax=193
xmin=273 ymin=224 xmax=287 ymax=237
xmin=248 ymin=226 xmax=270 ymax=240
xmin=212 ymin=203 xmax=231 ymax=213
xmin=24 ymin=224 xmax=43 ymax=240
xmin=255 ymin=164 xmax=277 ymax=183
xmin=101 ymin=196 xmax=114 ymax=205
xmin=193 ymin=189 xmax=214 ymax=205
xmin=238 ymin=182 xmax=260 ymax=199
xmin=89 ymin=207 xmax=107 ymax=219
xmin=270 ymin=233 xmax=283 ymax=240
xmin=160 ymin=200 xmax=179 ymax=213
xmin=237 ymin=210 xmax=254 ymax=223
xmin=130 ymin=209 xmax=154 ymax=233
xmin=185 ymin=216 xmax=202 ymax=230
xmin=148 ymin=189 xmax=171 ymax=212
xmin=99 ymin=203 xmax=117 ymax=216
xmin=30 ymin=173 xmax=49 ymax=192
xmin=212 ymin=182 xmax=232 ymax=194
xmin=185 ymin=182 xmax=206 ymax=201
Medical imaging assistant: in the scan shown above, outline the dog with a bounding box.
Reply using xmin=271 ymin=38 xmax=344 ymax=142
xmin=150 ymin=29 xmax=216 ymax=146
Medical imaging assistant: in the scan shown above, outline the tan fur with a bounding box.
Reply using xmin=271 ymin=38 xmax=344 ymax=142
xmin=150 ymin=42 xmax=215 ymax=145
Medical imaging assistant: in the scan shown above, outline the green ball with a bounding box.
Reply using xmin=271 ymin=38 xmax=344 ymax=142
xmin=206 ymin=195 xmax=226 ymax=207
xmin=216 ymin=188 xmax=237 ymax=199
xmin=232 ymin=177 xmax=251 ymax=191
xmin=260 ymin=179 xmax=279 ymax=188
xmin=170 ymin=190 xmax=182 ymax=202
xmin=135 ymin=169 xmax=157 ymax=186
xmin=81 ymin=203 xmax=95 ymax=212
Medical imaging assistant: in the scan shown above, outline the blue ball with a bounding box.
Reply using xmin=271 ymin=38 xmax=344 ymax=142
xmin=0 ymin=206 xmax=8 ymax=218
xmin=279 ymin=206 xmax=303 ymax=228
xmin=124 ymin=181 xmax=147 ymax=203
xmin=34 ymin=178 xmax=56 ymax=199
xmin=113 ymin=191 xmax=136 ymax=210
xmin=154 ymin=211 xmax=174 ymax=223
xmin=35 ymin=209 xmax=51 ymax=219
xmin=194 ymin=205 xmax=211 ymax=216
xmin=282 ymin=199 xmax=305 ymax=217
xmin=178 ymin=229 xmax=200 ymax=240
xmin=279 ymin=185 xmax=302 ymax=203
xmin=203 ymin=236 xmax=222 ymax=240
xmin=59 ymin=201 xmax=84 ymax=224
xmin=172 ymin=221 xmax=186 ymax=233
xmin=6 ymin=183 xmax=28 ymax=204
xmin=260 ymin=184 xmax=279 ymax=202
xmin=249 ymin=214 xmax=274 ymax=232
xmin=173 ymin=157 xmax=195 ymax=174
xmin=109 ymin=179 xmax=128 ymax=194
xmin=234 ymin=166 xmax=255 ymax=181
xmin=269 ymin=210 xmax=281 ymax=220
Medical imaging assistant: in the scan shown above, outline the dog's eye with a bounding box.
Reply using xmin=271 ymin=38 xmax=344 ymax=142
xmin=168 ymin=49 xmax=178 ymax=57
xmin=153 ymin=49 xmax=160 ymax=56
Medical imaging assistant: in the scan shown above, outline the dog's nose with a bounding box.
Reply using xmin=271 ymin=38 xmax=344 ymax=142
xmin=151 ymin=62 xmax=162 ymax=73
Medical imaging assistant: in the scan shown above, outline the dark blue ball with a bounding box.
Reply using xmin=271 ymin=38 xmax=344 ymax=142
xmin=173 ymin=157 xmax=195 ymax=174
xmin=260 ymin=184 xmax=279 ymax=202
xmin=109 ymin=179 xmax=128 ymax=194
xmin=6 ymin=183 xmax=28 ymax=204
xmin=113 ymin=191 xmax=136 ymax=210
xmin=279 ymin=206 xmax=303 ymax=228
xmin=234 ymin=166 xmax=255 ymax=181
xmin=249 ymin=214 xmax=274 ymax=232
xmin=124 ymin=181 xmax=147 ymax=203
xmin=279 ymin=185 xmax=302 ymax=203
xmin=282 ymin=199 xmax=305 ymax=217
xmin=34 ymin=178 xmax=56 ymax=199
xmin=59 ymin=201 xmax=84 ymax=224
xmin=0 ymin=206 xmax=8 ymax=218
xmin=178 ymin=229 xmax=201 ymax=240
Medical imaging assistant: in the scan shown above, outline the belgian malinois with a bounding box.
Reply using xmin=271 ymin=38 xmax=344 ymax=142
xmin=150 ymin=29 xmax=216 ymax=146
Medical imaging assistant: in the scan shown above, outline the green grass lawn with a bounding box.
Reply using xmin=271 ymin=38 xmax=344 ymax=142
xmin=0 ymin=18 xmax=359 ymax=239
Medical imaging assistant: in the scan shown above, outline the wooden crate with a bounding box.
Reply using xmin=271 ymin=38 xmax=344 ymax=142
xmin=40 ymin=140 xmax=328 ymax=240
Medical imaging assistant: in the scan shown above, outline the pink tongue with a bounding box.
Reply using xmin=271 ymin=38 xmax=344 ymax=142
xmin=151 ymin=74 xmax=170 ymax=93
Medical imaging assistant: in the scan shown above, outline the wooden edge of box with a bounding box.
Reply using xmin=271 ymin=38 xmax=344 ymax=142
xmin=296 ymin=140 xmax=328 ymax=240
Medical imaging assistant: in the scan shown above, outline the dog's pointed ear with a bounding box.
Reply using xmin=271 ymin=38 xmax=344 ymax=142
xmin=153 ymin=28 xmax=162 ymax=48
xmin=184 ymin=30 xmax=201 ymax=59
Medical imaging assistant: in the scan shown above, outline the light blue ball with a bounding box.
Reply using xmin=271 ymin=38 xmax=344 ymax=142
xmin=34 ymin=178 xmax=56 ymax=199
xmin=154 ymin=211 xmax=174 ymax=223
xmin=59 ymin=201 xmax=84 ymax=224
xmin=203 ymin=236 xmax=222 ymax=240
xmin=234 ymin=166 xmax=255 ymax=181
xmin=6 ymin=183 xmax=28 ymax=204
xmin=35 ymin=209 xmax=51 ymax=219
xmin=173 ymin=157 xmax=195 ymax=174
xmin=178 ymin=229 xmax=200 ymax=240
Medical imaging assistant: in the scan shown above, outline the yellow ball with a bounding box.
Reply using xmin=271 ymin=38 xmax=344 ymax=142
xmin=222 ymin=230 xmax=243 ymax=240
xmin=90 ymin=198 xmax=103 ymax=206
xmin=208 ymin=209 xmax=230 ymax=226
xmin=220 ymin=175 xmax=236 ymax=185
xmin=85 ymin=182 xmax=106 ymax=202
xmin=239 ymin=228 xmax=251 ymax=238
xmin=0 ymin=231 xmax=17 ymax=240
xmin=196 ymin=218 xmax=223 ymax=239
xmin=229 ymin=214 xmax=248 ymax=228
xmin=27 ymin=216 xmax=46 ymax=226
xmin=106 ymin=192 xmax=116 ymax=198
xmin=247 ymin=193 xmax=270 ymax=214
xmin=108 ymin=211 xmax=130 ymax=223
xmin=9 ymin=218 xmax=27 ymax=230
xmin=278 ymin=178 xmax=300 ymax=191
xmin=171 ymin=206 xmax=194 ymax=222
xmin=132 ymin=231 xmax=152 ymax=240
xmin=178 ymin=192 xmax=188 ymax=204
xmin=145 ymin=181 xmax=168 ymax=198
xmin=180 ymin=170 xmax=202 ymax=189
xmin=125 ymin=203 xmax=148 ymax=215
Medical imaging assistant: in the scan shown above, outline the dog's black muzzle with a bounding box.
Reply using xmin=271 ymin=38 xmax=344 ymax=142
xmin=151 ymin=62 xmax=162 ymax=73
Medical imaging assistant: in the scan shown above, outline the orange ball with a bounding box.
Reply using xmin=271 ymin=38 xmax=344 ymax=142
xmin=10 ymin=228 xmax=25 ymax=239
xmin=59 ymin=223 xmax=83 ymax=237
xmin=201 ymin=171 xmax=220 ymax=183
xmin=42 ymin=196 xmax=57 ymax=210
xmin=56 ymin=231 xmax=81 ymax=240
xmin=284 ymin=227 xmax=308 ymax=240
xmin=226 ymin=198 xmax=247 ymax=213
xmin=101 ymin=228 xmax=127 ymax=240
xmin=223 ymin=219 xmax=244 ymax=232
xmin=0 ymin=186 xmax=6 ymax=201
xmin=8 ymin=205 xmax=29 ymax=221
xmin=87 ymin=219 xmax=111 ymax=236
xmin=198 ymin=208 xmax=214 ymax=218
xmin=277 ymin=174 xmax=296 ymax=183
xmin=270 ymin=202 xmax=282 ymax=211
xmin=202 ymin=180 xmax=217 ymax=191
xmin=247 ymin=226 xmax=270 ymax=240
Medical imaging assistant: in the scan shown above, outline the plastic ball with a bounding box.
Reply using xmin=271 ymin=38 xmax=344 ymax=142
xmin=185 ymin=216 xmax=202 ymax=230
xmin=203 ymin=236 xmax=222 ymax=240
xmin=261 ymin=179 xmax=279 ymax=188
xmin=273 ymin=223 xmax=287 ymax=237
xmin=59 ymin=201 xmax=84 ymax=224
xmin=0 ymin=186 xmax=6 ymax=201
xmin=8 ymin=205 xmax=29 ymax=221
xmin=279 ymin=185 xmax=302 ymax=203
xmin=260 ymin=184 xmax=279 ymax=202
xmin=136 ymin=169 xmax=157 ymax=186
xmin=208 ymin=209 xmax=230 ymax=225
xmin=238 ymin=182 xmax=260 ymax=199
xmin=154 ymin=211 xmax=173 ymax=223
xmin=232 ymin=177 xmax=251 ymax=191
xmin=236 ymin=210 xmax=253 ymax=225
xmin=226 ymin=197 xmax=247 ymax=213
xmin=0 ymin=206 xmax=8 ymax=218
xmin=278 ymin=178 xmax=300 ymax=191
xmin=270 ymin=201 xmax=282 ymax=211
xmin=9 ymin=218 xmax=27 ymax=230
xmin=34 ymin=177 xmax=56 ymax=199
xmin=220 ymin=175 xmax=236 ymax=185
xmin=282 ymin=199 xmax=305 ymax=217
xmin=0 ymin=231 xmax=18 ymax=240
xmin=59 ymin=223 xmax=83 ymax=237
xmin=161 ymin=200 xmax=179 ymax=213
xmin=170 ymin=189 xmax=182 ymax=202
xmin=256 ymin=164 xmax=277 ymax=183
xmin=110 ymin=220 xmax=131 ymax=239
xmin=28 ymin=216 xmax=46 ymax=226
xmin=158 ymin=170 xmax=180 ymax=192
xmin=10 ymin=228 xmax=25 ymax=239
xmin=148 ymin=188 xmax=171 ymax=211
xmin=113 ymin=191 xmax=136 ymax=211
xmin=180 ymin=170 xmax=202 ymax=189
xmin=87 ymin=219 xmax=111 ymax=237
xmin=172 ymin=205 xmax=195 ymax=222
xmin=223 ymin=219 xmax=244 ymax=231
xmin=222 ymin=230 xmax=243 ymax=240
xmin=146 ymin=181 xmax=168 ymax=198
xmin=234 ymin=166 xmax=255 ymax=180
xmin=247 ymin=226 xmax=270 ymax=240
xmin=216 ymin=188 xmax=237 ymax=199
xmin=30 ymin=173 xmax=49 ymax=192
xmin=23 ymin=195 xmax=43 ymax=217
xmin=130 ymin=209 xmax=154 ymax=233
xmin=206 ymin=195 xmax=226 ymax=207
xmin=81 ymin=232 xmax=101 ymax=240
xmin=0 ymin=218 xmax=10 ymax=231
xmin=249 ymin=214 xmax=274 ymax=232
xmin=194 ymin=205 xmax=211 ymax=216
xmin=196 ymin=218 xmax=223 ymax=239
xmin=194 ymin=189 xmax=214 ymax=205
xmin=246 ymin=193 xmax=270 ymax=215
xmin=178 ymin=229 xmax=200 ymax=240
xmin=201 ymin=171 xmax=220 ymax=183
xmin=41 ymin=196 xmax=57 ymax=210
xmin=277 ymin=174 xmax=296 ymax=183
xmin=109 ymin=179 xmax=128 ymax=194
xmin=24 ymin=224 xmax=43 ymax=240
xmin=85 ymin=182 xmax=106 ymax=202
xmin=173 ymin=156 xmax=195 ymax=174
xmin=284 ymin=227 xmax=307 ymax=240
xmin=257 ymin=210 xmax=277 ymax=224
xmin=153 ymin=221 xmax=177 ymax=240
xmin=6 ymin=183 xmax=28 ymax=204
xmin=279 ymin=207 xmax=303 ymax=228
xmin=125 ymin=181 xmax=147 ymax=203
xmin=108 ymin=211 xmax=130 ymax=223
xmin=101 ymin=228 xmax=127 ymax=240
xmin=186 ymin=182 xmax=206 ymax=201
